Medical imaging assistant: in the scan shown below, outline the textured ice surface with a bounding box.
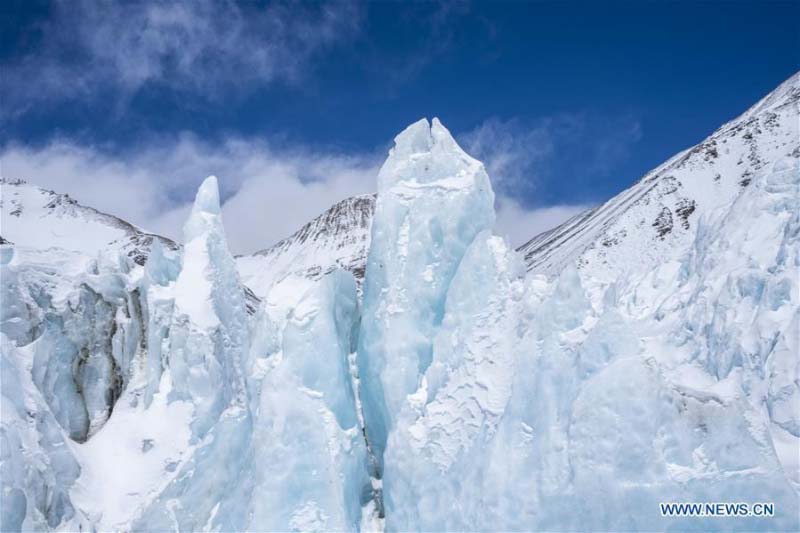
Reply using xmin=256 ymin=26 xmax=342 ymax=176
xmin=358 ymin=118 xmax=496 ymax=464
xmin=355 ymin=109 xmax=799 ymax=529
xmin=119 ymin=176 xmax=252 ymax=530
xmin=246 ymin=270 xmax=370 ymax=531
xmin=381 ymin=232 xmax=526 ymax=530
xmin=166 ymin=175 xmax=249 ymax=437
xmin=1 ymin=335 xmax=83 ymax=531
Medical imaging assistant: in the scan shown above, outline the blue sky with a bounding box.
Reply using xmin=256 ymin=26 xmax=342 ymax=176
xmin=1 ymin=0 xmax=798 ymax=252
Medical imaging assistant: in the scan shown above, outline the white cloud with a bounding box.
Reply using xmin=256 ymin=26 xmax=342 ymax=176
xmin=494 ymin=197 xmax=589 ymax=248
xmin=460 ymin=117 xmax=555 ymax=192
xmin=0 ymin=132 xmax=586 ymax=255
xmin=0 ymin=136 xmax=381 ymax=255
xmin=2 ymin=0 xmax=362 ymax=114
xmin=459 ymin=113 xmax=642 ymax=199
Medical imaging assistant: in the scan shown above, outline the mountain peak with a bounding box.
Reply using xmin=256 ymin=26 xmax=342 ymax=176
xmin=237 ymin=194 xmax=376 ymax=299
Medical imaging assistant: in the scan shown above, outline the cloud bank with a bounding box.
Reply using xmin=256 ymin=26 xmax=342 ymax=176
xmin=0 ymin=130 xmax=589 ymax=254
xmin=0 ymin=137 xmax=381 ymax=254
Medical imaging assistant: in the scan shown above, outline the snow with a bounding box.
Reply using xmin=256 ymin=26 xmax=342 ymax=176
xmin=69 ymin=373 xmax=195 ymax=530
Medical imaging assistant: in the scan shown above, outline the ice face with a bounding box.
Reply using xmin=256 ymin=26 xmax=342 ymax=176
xmin=659 ymin=157 xmax=800 ymax=479
xmin=174 ymin=176 xmax=225 ymax=330
xmin=135 ymin=182 xmax=373 ymax=532
xmin=380 ymin=232 xmax=526 ymax=530
xmin=168 ymin=175 xmax=249 ymax=436
xmin=281 ymin=270 xmax=360 ymax=429
xmin=246 ymin=270 xmax=370 ymax=531
xmin=140 ymin=238 xmax=180 ymax=407
xmin=0 ymin=247 xmax=142 ymax=443
xmin=0 ymin=243 xmax=148 ymax=529
xmin=133 ymin=268 xmax=371 ymax=532
xmin=358 ymin=117 xmax=496 ymax=465
xmin=1 ymin=335 xmax=84 ymax=531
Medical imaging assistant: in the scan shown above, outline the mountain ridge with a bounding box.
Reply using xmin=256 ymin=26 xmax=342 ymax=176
xmin=0 ymin=178 xmax=178 ymax=265
xmin=4 ymin=71 xmax=798 ymax=294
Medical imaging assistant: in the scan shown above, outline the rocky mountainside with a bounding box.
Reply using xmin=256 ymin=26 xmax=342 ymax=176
xmin=237 ymin=194 xmax=375 ymax=299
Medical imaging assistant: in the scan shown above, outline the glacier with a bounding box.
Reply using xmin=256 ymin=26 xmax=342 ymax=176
xmin=1 ymin=73 xmax=799 ymax=531
xmin=1 ymin=174 xmax=376 ymax=531
xmin=355 ymin=118 xmax=799 ymax=531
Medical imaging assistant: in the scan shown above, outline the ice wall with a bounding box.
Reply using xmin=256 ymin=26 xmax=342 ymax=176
xmin=0 ymin=243 xmax=144 ymax=529
xmin=0 ymin=248 xmax=143 ymax=443
xmin=127 ymin=176 xmax=253 ymax=530
xmin=134 ymin=179 xmax=374 ymax=531
xmin=381 ymin=232 xmax=526 ymax=530
xmin=139 ymin=238 xmax=180 ymax=407
xmin=357 ymin=118 xmax=496 ymax=466
xmin=355 ymin=120 xmax=799 ymax=531
xmin=246 ymin=270 xmax=370 ymax=531
xmin=166 ymin=175 xmax=249 ymax=437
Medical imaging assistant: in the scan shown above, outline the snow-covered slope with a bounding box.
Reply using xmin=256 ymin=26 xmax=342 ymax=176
xmin=237 ymin=194 xmax=374 ymax=298
xmin=518 ymin=71 xmax=800 ymax=280
xmin=0 ymin=179 xmax=177 ymax=264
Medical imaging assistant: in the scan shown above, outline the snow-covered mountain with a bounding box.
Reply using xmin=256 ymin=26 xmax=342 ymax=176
xmin=518 ymin=72 xmax=800 ymax=279
xmin=240 ymin=72 xmax=799 ymax=296
xmin=0 ymin=179 xmax=178 ymax=264
xmin=1 ymin=72 xmax=798 ymax=532
xmin=237 ymin=194 xmax=374 ymax=299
